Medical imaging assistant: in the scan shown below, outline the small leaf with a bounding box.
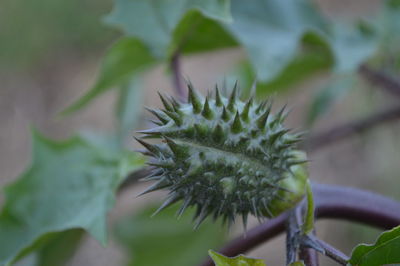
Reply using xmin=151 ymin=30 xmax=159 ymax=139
xmin=104 ymin=0 xmax=232 ymax=58
xmin=116 ymin=75 xmax=144 ymax=137
xmin=348 ymin=225 xmax=400 ymax=266
xmin=208 ymin=250 xmax=266 ymax=266
xmin=171 ymin=10 xmax=237 ymax=55
xmin=225 ymin=0 xmax=328 ymax=82
xmin=62 ymin=38 xmax=155 ymax=115
xmin=0 ymin=130 xmax=145 ymax=265
xmin=114 ymin=205 xmax=227 ymax=266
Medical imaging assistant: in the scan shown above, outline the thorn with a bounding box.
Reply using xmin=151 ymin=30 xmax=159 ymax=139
xmin=213 ymin=124 xmax=224 ymax=143
xmin=194 ymin=123 xmax=207 ymax=137
xmin=134 ymin=137 xmax=159 ymax=155
xmin=277 ymin=104 xmax=288 ymax=122
xmin=242 ymin=213 xmax=249 ymax=232
xmin=147 ymin=161 xmax=173 ymax=169
xmin=170 ymin=97 xmax=181 ymax=112
xmin=137 ymin=178 xmax=170 ymax=197
xmin=148 ymin=119 xmax=163 ymax=126
xmin=227 ymin=81 xmax=238 ymax=112
xmin=152 ymin=194 xmax=181 ymax=217
xmin=157 ymin=92 xmax=174 ymax=112
xmin=177 ymin=197 xmax=192 ymax=218
xmin=250 ymin=198 xmax=259 ymax=215
xmin=201 ymin=97 xmax=214 ymax=119
xmin=145 ymin=107 xmax=169 ymax=125
xmin=163 ymin=136 xmax=185 ymax=157
xmin=270 ymin=129 xmax=290 ymax=145
xmin=261 ymin=198 xmax=274 ymax=217
xmin=288 ymin=159 xmax=308 ymax=166
xmin=162 ymin=110 xmax=182 ymax=126
xmin=256 ymin=105 xmax=271 ymax=129
xmin=255 ymin=100 xmax=268 ymax=114
xmin=194 ymin=205 xmax=210 ymax=229
xmin=215 ymin=85 xmax=223 ymax=107
xmin=187 ymin=82 xmax=202 ymax=113
xmin=241 ymin=97 xmax=253 ymax=122
xmin=231 ymin=111 xmax=243 ymax=134
xmin=221 ymin=106 xmax=230 ymax=122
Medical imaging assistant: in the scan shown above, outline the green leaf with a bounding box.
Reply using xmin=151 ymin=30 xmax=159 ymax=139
xmin=62 ymin=38 xmax=156 ymax=115
xmin=33 ymin=229 xmax=85 ymax=266
xmin=349 ymin=225 xmax=400 ymax=266
xmin=114 ymin=205 xmax=227 ymax=266
xmin=208 ymin=250 xmax=266 ymax=266
xmin=225 ymin=0 xmax=328 ymax=82
xmin=289 ymin=261 xmax=305 ymax=266
xmin=306 ymin=75 xmax=354 ymax=126
xmin=329 ymin=22 xmax=378 ymax=73
xmin=171 ymin=10 xmax=237 ymax=55
xmin=116 ymin=75 xmax=144 ymax=137
xmin=104 ymin=0 xmax=232 ymax=58
xmin=225 ymin=0 xmax=379 ymax=84
xmin=0 ymin=130 xmax=145 ymax=265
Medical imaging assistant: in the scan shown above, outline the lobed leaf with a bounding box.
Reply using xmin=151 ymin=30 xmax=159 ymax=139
xmin=62 ymin=38 xmax=156 ymax=115
xmin=348 ymin=225 xmax=400 ymax=266
xmin=104 ymin=0 xmax=232 ymax=58
xmin=0 ymin=131 xmax=145 ymax=265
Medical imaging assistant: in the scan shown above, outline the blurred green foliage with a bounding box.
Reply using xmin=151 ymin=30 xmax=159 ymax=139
xmin=0 ymin=0 xmax=115 ymax=69
xmin=115 ymin=204 xmax=227 ymax=266
xmin=1 ymin=0 xmax=400 ymax=265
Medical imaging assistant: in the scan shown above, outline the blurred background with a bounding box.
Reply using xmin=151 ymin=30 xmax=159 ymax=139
xmin=1 ymin=0 xmax=399 ymax=265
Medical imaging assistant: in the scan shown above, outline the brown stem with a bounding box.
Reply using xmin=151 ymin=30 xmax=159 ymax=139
xmin=295 ymin=206 xmax=319 ymax=266
xmin=170 ymin=52 xmax=185 ymax=101
xmin=313 ymin=237 xmax=348 ymax=265
xmin=359 ymin=64 xmax=400 ymax=98
xmin=304 ymin=105 xmax=400 ymax=151
xmin=198 ymin=183 xmax=400 ymax=266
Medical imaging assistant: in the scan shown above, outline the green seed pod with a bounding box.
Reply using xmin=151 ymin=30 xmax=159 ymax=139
xmin=137 ymin=84 xmax=308 ymax=227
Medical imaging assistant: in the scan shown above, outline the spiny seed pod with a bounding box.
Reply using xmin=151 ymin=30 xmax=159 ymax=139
xmin=136 ymin=83 xmax=308 ymax=228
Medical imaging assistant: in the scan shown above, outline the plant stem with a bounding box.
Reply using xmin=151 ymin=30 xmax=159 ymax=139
xmin=308 ymin=236 xmax=349 ymax=265
xmin=286 ymin=211 xmax=300 ymax=264
xmin=305 ymin=105 xmax=400 ymax=151
xmin=198 ymin=183 xmax=400 ymax=266
xmin=295 ymin=204 xmax=319 ymax=266
xmin=359 ymin=64 xmax=400 ymax=98
xmin=170 ymin=52 xmax=185 ymax=101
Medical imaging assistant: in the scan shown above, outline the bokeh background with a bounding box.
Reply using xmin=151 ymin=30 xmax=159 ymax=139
xmin=1 ymin=0 xmax=399 ymax=265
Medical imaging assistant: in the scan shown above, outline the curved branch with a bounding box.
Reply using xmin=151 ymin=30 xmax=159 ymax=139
xmin=305 ymin=105 xmax=400 ymax=151
xmin=199 ymin=183 xmax=400 ymax=266
xmin=170 ymin=52 xmax=185 ymax=101
xmin=359 ymin=64 xmax=400 ymax=99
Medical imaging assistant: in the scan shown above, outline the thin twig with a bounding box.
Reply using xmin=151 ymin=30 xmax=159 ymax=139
xmin=198 ymin=183 xmax=400 ymax=266
xmin=170 ymin=52 xmax=185 ymax=101
xmin=310 ymin=236 xmax=348 ymax=265
xmin=359 ymin=64 xmax=400 ymax=99
xmin=304 ymin=105 xmax=400 ymax=151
